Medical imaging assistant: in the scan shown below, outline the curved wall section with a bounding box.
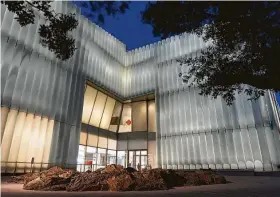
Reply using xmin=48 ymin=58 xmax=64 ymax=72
xmin=156 ymin=60 xmax=280 ymax=171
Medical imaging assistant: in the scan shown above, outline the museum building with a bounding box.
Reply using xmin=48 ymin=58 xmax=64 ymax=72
xmin=1 ymin=1 xmax=280 ymax=173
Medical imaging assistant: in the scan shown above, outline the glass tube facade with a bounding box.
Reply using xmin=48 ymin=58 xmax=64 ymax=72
xmin=1 ymin=1 xmax=280 ymax=172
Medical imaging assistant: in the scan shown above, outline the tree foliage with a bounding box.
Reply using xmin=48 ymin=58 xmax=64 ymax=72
xmin=142 ymin=1 xmax=280 ymax=104
xmin=75 ymin=1 xmax=130 ymax=25
xmin=2 ymin=0 xmax=78 ymax=60
xmin=2 ymin=1 xmax=130 ymax=61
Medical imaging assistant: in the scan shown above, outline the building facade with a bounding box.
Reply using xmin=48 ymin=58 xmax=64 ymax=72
xmin=1 ymin=1 xmax=280 ymax=173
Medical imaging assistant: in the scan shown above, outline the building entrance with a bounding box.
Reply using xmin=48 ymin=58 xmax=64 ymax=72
xmin=128 ymin=150 xmax=148 ymax=170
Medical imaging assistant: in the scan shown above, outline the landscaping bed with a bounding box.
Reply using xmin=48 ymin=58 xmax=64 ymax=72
xmin=6 ymin=165 xmax=227 ymax=191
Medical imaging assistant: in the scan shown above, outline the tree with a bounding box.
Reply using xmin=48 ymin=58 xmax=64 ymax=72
xmin=75 ymin=1 xmax=130 ymax=25
xmin=2 ymin=0 xmax=78 ymax=61
xmin=2 ymin=1 xmax=130 ymax=61
xmin=142 ymin=1 xmax=280 ymax=105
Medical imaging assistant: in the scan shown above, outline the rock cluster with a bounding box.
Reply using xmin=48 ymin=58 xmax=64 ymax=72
xmin=7 ymin=165 xmax=227 ymax=191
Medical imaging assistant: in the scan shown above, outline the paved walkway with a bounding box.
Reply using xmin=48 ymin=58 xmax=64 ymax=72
xmin=2 ymin=176 xmax=280 ymax=197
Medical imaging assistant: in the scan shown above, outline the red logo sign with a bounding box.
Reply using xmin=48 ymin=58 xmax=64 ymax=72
xmin=126 ymin=120 xmax=132 ymax=125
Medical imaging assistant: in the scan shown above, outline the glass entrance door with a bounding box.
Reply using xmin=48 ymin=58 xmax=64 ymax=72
xmin=128 ymin=150 xmax=147 ymax=170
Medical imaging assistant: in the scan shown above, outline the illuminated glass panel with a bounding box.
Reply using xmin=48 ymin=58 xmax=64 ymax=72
xmin=108 ymin=139 xmax=117 ymax=150
xmin=100 ymin=96 xmax=115 ymax=130
xmin=107 ymin=150 xmax=116 ymax=165
xmin=85 ymin=146 xmax=96 ymax=171
xmin=7 ymin=112 xmax=26 ymax=163
xmin=81 ymin=85 xmax=97 ymax=124
xmin=141 ymin=150 xmax=147 ymax=155
xmin=148 ymin=140 xmax=156 ymax=168
xmin=15 ymin=113 xmax=34 ymax=173
xmin=132 ymin=101 xmax=147 ymax=131
xmin=109 ymin=101 xmax=122 ymax=132
xmin=6 ymin=111 xmax=26 ymax=172
xmin=97 ymin=148 xmax=106 ymax=169
xmin=77 ymin=145 xmax=86 ymax=164
xmin=148 ymin=101 xmax=156 ymax=132
xmin=87 ymin=133 xmax=98 ymax=147
xmin=117 ymin=151 xmax=127 ymax=167
xmin=98 ymin=136 xmax=108 ymax=148
xmin=128 ymin=151 xmax=134 ymax=167
xmin=34 ymin=117 xmax=48 ymax=171
xmin=41 ymin=119 xmax=54 ymax=169
xmin=26 ymin=115 xmax=41 ymax=166
xmin=79 ymin=130 xmax=87 ymax=145
xmin=119 ymin=103 xmax=131 ymax=133
xmin=1 ymin=109 xmax=18 ymax=161
xmin=77 ymin=145 xmax=86 ymax=172
xmin=89 ymin=91 xmax=107 ymax=127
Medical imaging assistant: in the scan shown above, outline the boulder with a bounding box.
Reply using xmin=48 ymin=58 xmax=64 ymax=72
xmin=213 ymin=174 xmax=227 ymax=184
xmin=23 ymin=166 xmax=76 ymax=191
xmin=66 ymin=171 xmax=110 ymax=191
xmin=133 ymin=170 xmax=166 ymax=191
xmin=107 ymin=173 xmax=135 ymax=191
xmin=101 ymin=164 xmax=123 ymax=174
xmin=7 ymin=173 xmax=40 ymax=184
xmin=23 ymin=177 xmax=44 ymax=190
xmin=182 ymin=169 xmax=227 ymax=186
xmin=125 ymin=167 xmax=137 ymax=173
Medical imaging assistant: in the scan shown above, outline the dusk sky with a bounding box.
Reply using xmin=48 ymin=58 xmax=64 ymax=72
xmin=74 ymin=1 xmax=280 ymax=106
xmin=73 ymin=1 xmax=161 ymax=50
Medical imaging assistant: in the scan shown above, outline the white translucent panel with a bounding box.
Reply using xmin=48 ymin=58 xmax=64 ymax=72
xmin=108 ymin=139 xmax=117 ymax=150
xmin=41 ymin=119 xmax=54 ymax=169
xmin=33 ymin=117 xmax=49 ymax=170
xmin=5 ymin=111 xmax=26 ymax=172
xmin=14 ymin=113 xmax=34 ymax=172
xmin=89 ymin=91 xmax=107 ymax=127
xmin=1 ymin=107 xmax=9 ymax=141
xmin=132 ymin=101 xmax=147 ymax=131
xmin=79 ymin=130 xmax=87 ymax=145
xmin=232 ymin=129 xmax=246 ymax=165
xmin=1 ymin=109 xmax=18 ymax=162
xmin=26 ymin=115 xmax=42 ymax=166
xmin=81 ymin=85 xmax=97 ymax=124
xmin=148 ymin=140 xmax=156 ymax=168
xmin=7 ymin=112 xmax=26 ymax=161
xmin=100 ymin=97 xmax=115 ymax=130
xmin=98 ymin=136 xmax=108 ymax=148
xmin=87 ymin=133 xmax=98 ymax=147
